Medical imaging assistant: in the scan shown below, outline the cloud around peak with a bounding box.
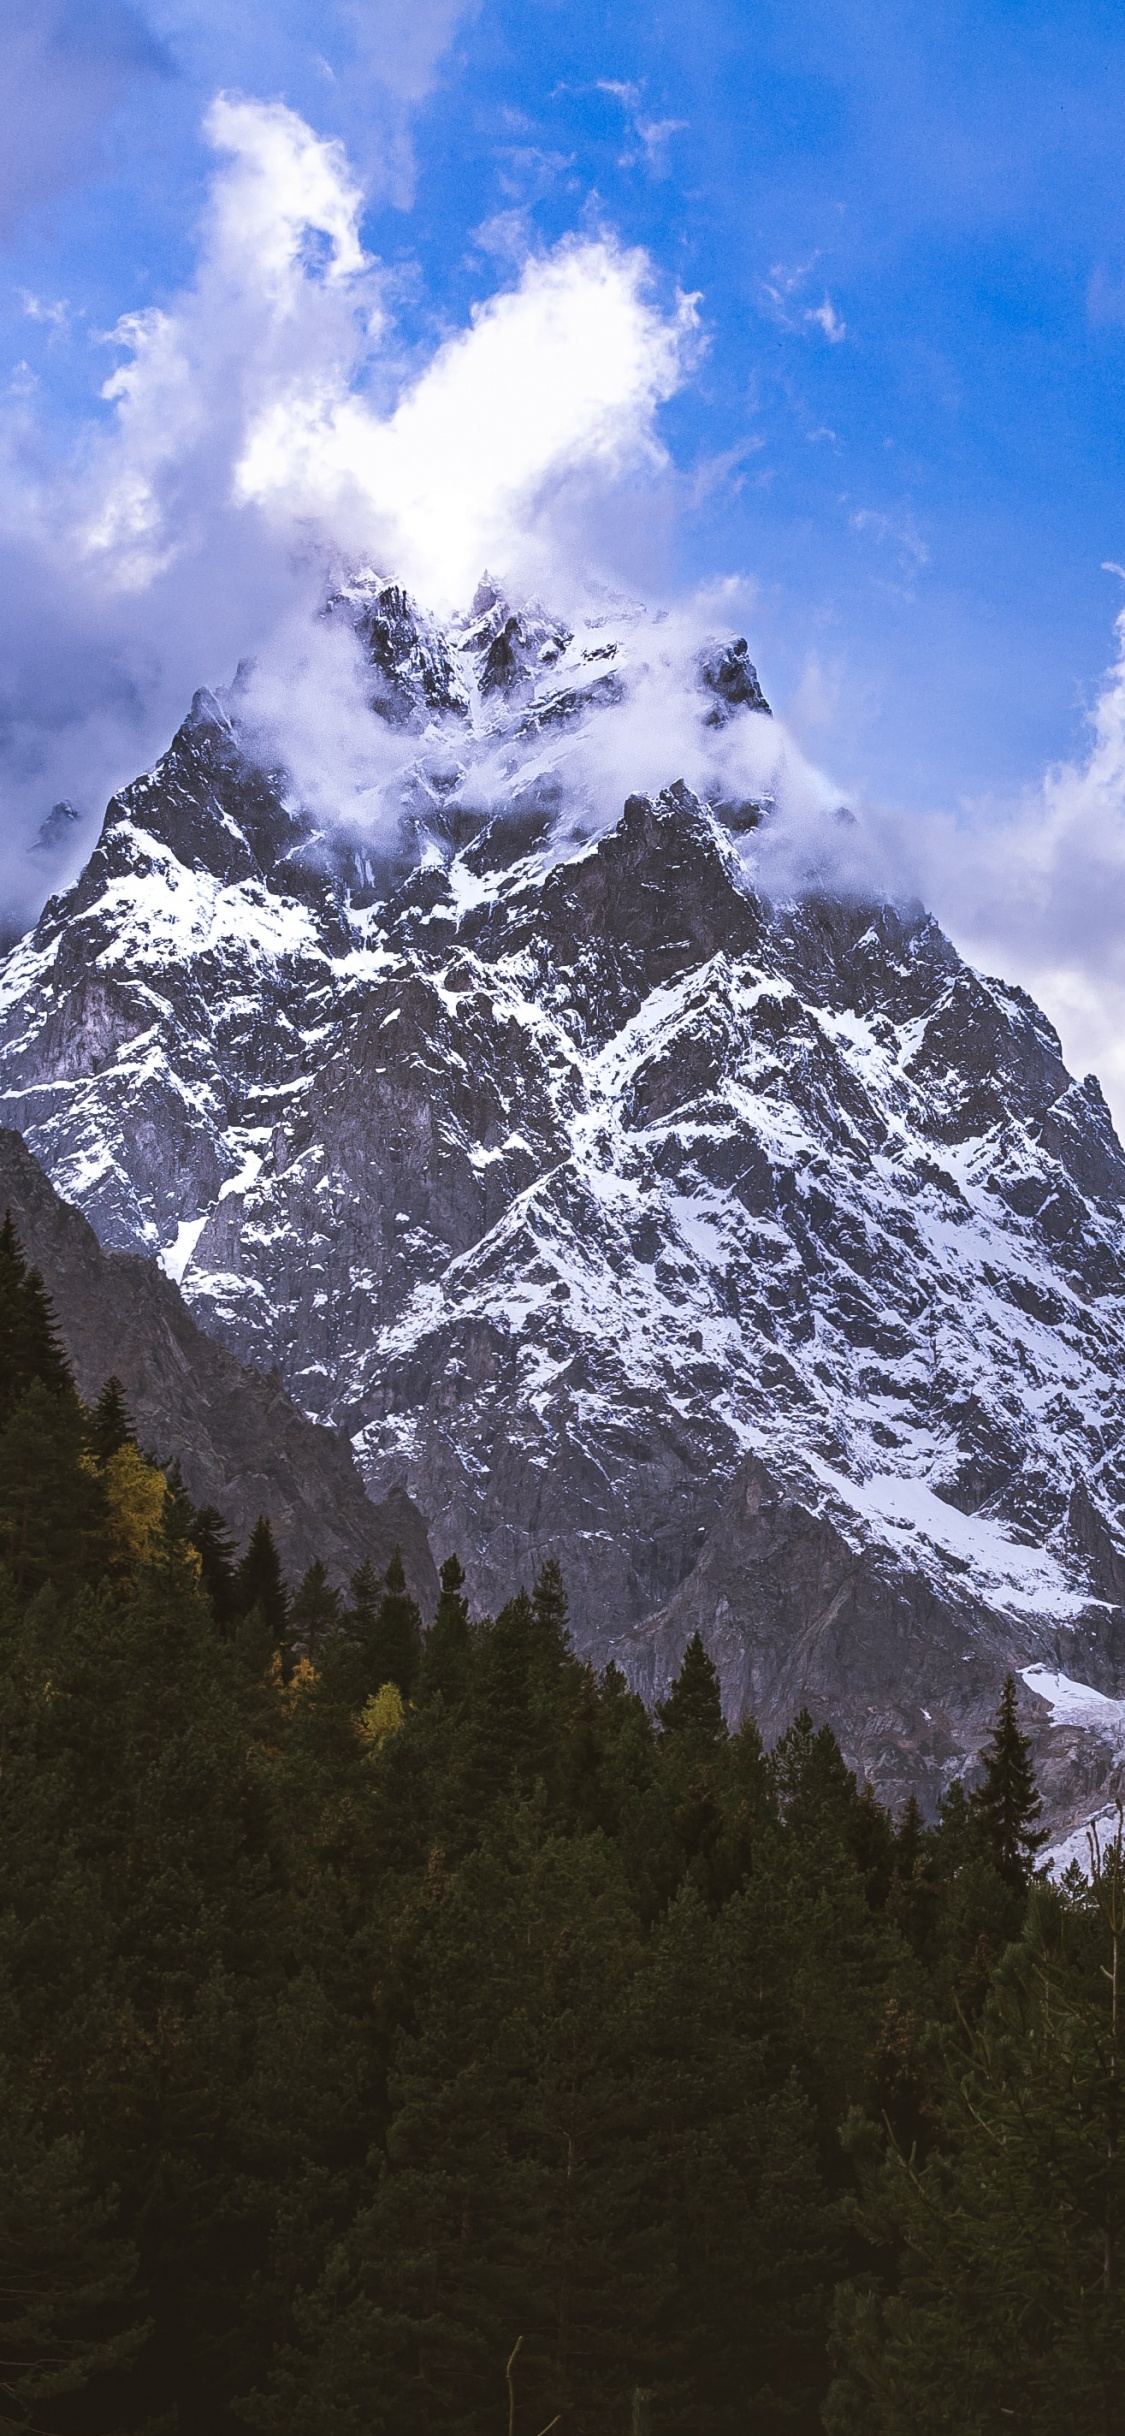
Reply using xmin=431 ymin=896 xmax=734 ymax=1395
xmin=0 ymin=91 xmax=699 ymax=917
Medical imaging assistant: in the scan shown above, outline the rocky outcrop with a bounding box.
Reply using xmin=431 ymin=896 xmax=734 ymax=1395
xmin=0 ymin=1128 xmax=437 ymax=1604
xmin=619 ymin=1453 xmax=1125 ymax=1820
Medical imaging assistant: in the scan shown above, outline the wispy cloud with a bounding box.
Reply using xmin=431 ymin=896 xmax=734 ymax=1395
xmin=18 ymin=290 xmax=72 ymax=334
xmin=596 ymin=79 xmax=687 ymax=177
xmin=806 ymin=297 xmax=846 ymax=343
xmin=894 ymin=608 xmax=1125 ymax=1130
xmin=760 ymin=256 xmax=847 ymax=345
xmin=849 ymin=505 xmax=930 ymax=574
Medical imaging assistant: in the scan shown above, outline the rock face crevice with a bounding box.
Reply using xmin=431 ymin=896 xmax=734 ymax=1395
xmin=3 ymin=578 xmax=1125 ymax=1815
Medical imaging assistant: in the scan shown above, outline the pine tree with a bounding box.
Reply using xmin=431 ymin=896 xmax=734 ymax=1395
xmin=419 ymin=1553 xmax=473 ymax=1704
xmin=289 ymin=1560 xmax=341 ymax=1665
xmin=0 ymin=1213 xmax=72 ymax=1425
xmin=233 ymin=1515 xmax=290 ymax=1671
xmin=87 ymin=1375 xmax=137 ymax=1465
xmin=827 ymin=1878 xmax=1125 ymax=2435
xmin=771 ymin=1707 xmax=859 ymax=1844
xmin=971 ymin=1674 xmax=1046 ymax=1891
xmin=367 ymin=1548 xmax=423 ymax=1697
xmin=455 ymin=1591 xmax=554 ymax=1824
xmin=190 ymin=1504 xmax=240 ymax=1632
xmin=0 ymin=1376 xmax=107 ymax=1593
xmin=531 ymin=1556 xmax=572 ymax=1667
xmin=657 ymin=1632 xmax=725 ymax=1747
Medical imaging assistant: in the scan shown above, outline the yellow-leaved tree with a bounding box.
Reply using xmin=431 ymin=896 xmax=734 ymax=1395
xmin=102 ymin=1443 xmax=168 ymax=1572
xmin=357 ymin=1680 xmax=405 ymax=1754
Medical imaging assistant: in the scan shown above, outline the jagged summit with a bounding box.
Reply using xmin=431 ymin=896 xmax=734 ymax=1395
xmin=3 ymin=572 xmax=1125 ymax=1823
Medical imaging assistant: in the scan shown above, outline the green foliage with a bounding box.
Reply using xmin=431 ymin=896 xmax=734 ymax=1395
xmin=190 ymin=1503 xmax=240 ymax=1632
xmin=368 ymin=1546 xmax=423 ymax=1695
xmin=289 ymin=1560 xmax=341 ymax=1664
xmin=87 ymin=1375 xmax=137 ymax=1465
xmin=656 ymin=1630 xmax=725 ymax=1748
xmin=233 ymin=1515 xmax=290 ymax=1672
xmin=828 ymin=1864 xmax=1125 ymax=2434
xmin=0 ymin=1265 xmax=1082 ymax=2436
xmin=0 ymin=1212 xmax=72 ymax=1426
xmin=0 ymin=2063 xmax=147 ymax=2432
xmin=971 ymin=1672 xmax=1047 ymax=1891
xmin=0 ymin=1377 xmax=107 ymax=1595
xmin=418 ymin=1553 xmax=472 ymax=1705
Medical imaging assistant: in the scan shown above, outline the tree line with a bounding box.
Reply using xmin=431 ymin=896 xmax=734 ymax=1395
xmin=0 ymin=1214 xmax=1122 ymax=2435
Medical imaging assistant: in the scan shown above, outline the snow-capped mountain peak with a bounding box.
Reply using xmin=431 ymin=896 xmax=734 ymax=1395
xmin=3 ymin=574 xmax=1125 ymax=1824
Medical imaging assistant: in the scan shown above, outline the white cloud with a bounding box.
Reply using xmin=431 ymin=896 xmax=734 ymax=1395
xmin=235 ymin=237 xmax=697 ymax=608
xmin=902 ymin=610 xmax=1125 ymax=1131
xmin=74 ymin=95 xmax=378 ymax=588
xmin=0 ymin=93 xmax=699 ymax=921
xmin=806 ymin=297 xmax=845 ymax=343
xmin=67 ymin=95 xmax=695 ymax=610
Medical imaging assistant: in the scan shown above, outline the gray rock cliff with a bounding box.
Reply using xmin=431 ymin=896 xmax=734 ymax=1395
xmin=0 ymin=1126 xmax=436 ymax=1603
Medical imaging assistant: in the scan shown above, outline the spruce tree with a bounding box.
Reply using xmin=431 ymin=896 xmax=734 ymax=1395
xmin=190 ymin=1504 xmax=240 ymax=1633
xmin=0 ymin=1213 xmax=72 ymax=1424
xmin=88 ymin=1374 xmax=137 ymax=1465
xmin=289 ymin=1560 xmax=341 ymax=1665
xmin=0 ymin=1376 xmax=106 ymax=1593
xmin=828 ymin=1880 xmax=1125 ymax=2435
xmin=233 ymin=1515 xmax=290 ymax=1670
xmin=346 ymin=1557 xmax=380 ymax=1654
xmin=530 ymin=1555 xmax=572 ymax=1667
xmin=455 ymin=1591 xmax=554 ymax=1823
xmin=419 ymin=1553 xmax=473 ymax=1704
xmin=657 ymin=1631 xmax=725 ymax=1747
xmin=971 ymin=1674 xmax=1046 ymax=1891
xmin=771 ymin=1707 xmax=859 ymax=1845
xmin=366 ymin=1547 xmax=423 ymax=1696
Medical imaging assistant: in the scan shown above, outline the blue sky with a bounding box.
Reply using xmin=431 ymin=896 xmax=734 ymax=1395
xmin=7 ymin=0 xmax=1125 ymax=806
xmin=5 ymin=0 xmax=1125 ymax=1098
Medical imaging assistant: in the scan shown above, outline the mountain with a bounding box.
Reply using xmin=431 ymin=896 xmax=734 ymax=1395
xmin=2 ymin=571 xmax=1125 ymax=1820
xmin=0 ymin=1125 xmax=436 ymax=1601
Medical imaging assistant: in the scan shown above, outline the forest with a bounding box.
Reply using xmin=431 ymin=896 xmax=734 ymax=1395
xmin=0 ymin=1213 xmax=1122 ymax=2436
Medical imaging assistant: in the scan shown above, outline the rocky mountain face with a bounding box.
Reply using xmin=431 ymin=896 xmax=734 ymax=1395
xmin=4 ymin=571 xmax=1125 ymax=1821
xmin=0 ymin=1126 xmax=436 ymax=1602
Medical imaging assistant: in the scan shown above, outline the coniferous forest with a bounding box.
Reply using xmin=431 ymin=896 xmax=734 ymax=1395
xmin=2 ymin=1216 xmax=1124 ymax=2436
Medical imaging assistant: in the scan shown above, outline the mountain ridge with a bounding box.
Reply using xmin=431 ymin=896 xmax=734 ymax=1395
xmin=4 ymin=572 xmax=1125 ymax=1819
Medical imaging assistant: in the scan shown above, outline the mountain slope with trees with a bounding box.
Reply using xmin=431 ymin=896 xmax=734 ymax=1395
xmin=0 ymin=1216 xmax=1121 ymax=2435
xmin=0 ymin=1126 xmax=435 ymax=1600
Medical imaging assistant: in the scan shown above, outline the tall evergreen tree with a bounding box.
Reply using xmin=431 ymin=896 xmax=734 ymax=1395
xmin=418 ymin=1553 xmax=473 ymax=1704
xmin=0 ymin=1213 xmax=72 ymax=1425
xmin=828 ymin=1877 xmax=1125 ymax=2435
xmin=0 ymin=1377 xmax=107 ymax=1593
xmin=191 ymin=1504 xmax=240 ymax=1633
xmin=233 ymin=1516 xmax=290 ymax=1669
xmin=289 ymin=1560 xmax=341 ymax=1665
xmin=366 ymin=1548 xmax=423 ymax=1697
xmin=455 ymin=1591 xmax=557 ymax=1824
xmin=657 ymin=1632 xmax=725 ymax=1748
xmin=0 ymin=2071 xmax=147 ymax=2429
xmin=87 ymin=1375 xmax=137 ymax=1465
xmin=971 ymin=1674 xmax=1046 ymax=1891
xmin=530 ymin=1555 xmax=572 ymax=1668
